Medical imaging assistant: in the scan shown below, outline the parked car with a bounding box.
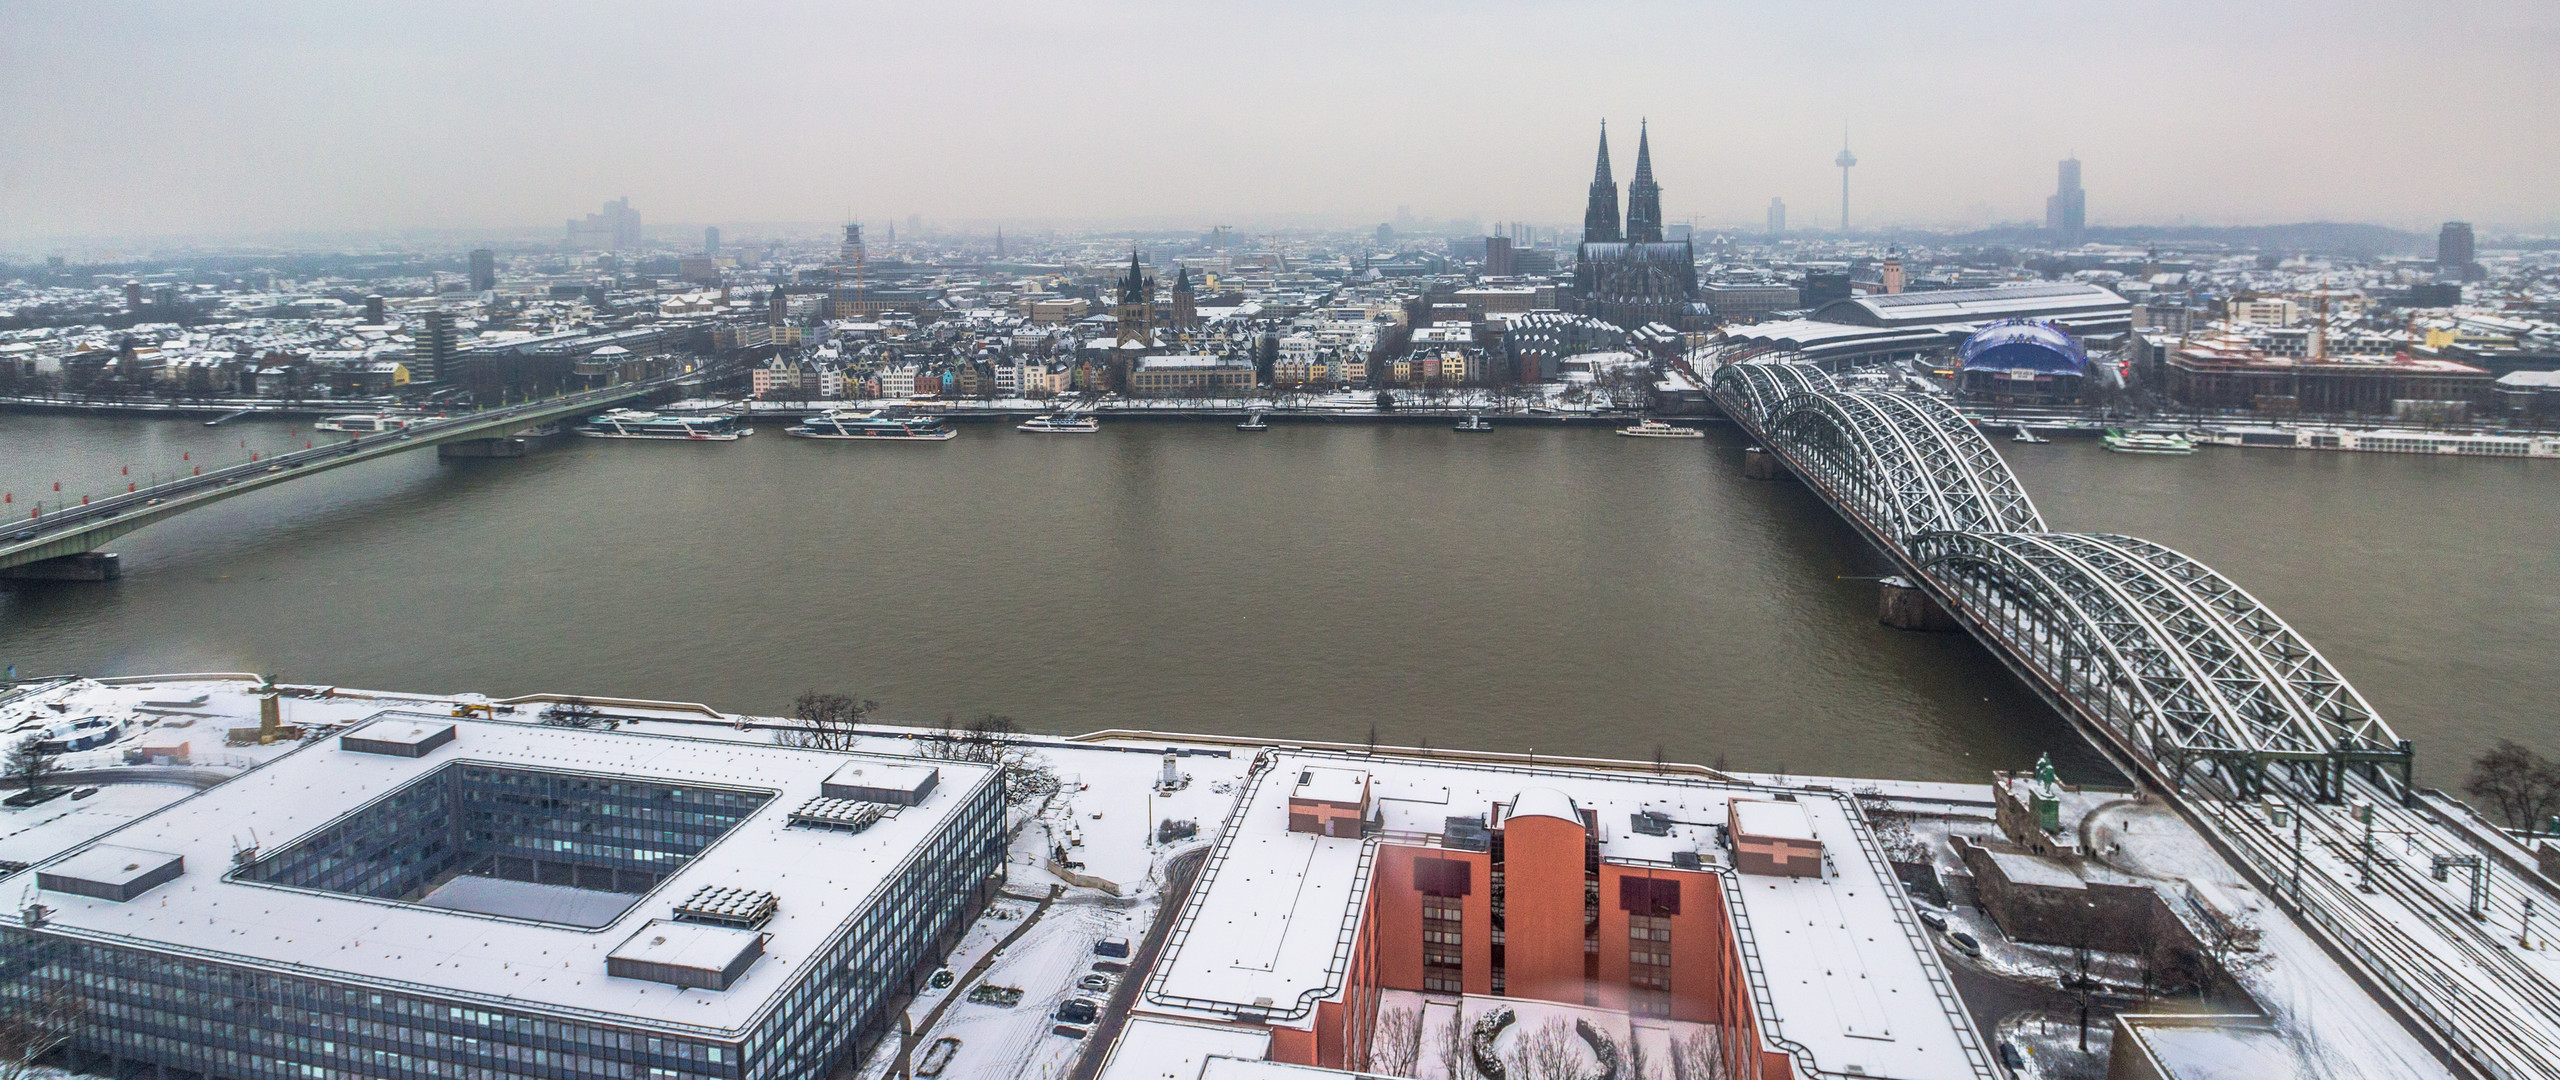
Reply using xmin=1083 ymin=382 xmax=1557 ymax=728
xmin=1077 ymin=974 xmax=1113 ymax=993
xmin=1091 ymin=961 xmax=1127 ymax=975
xmin=1916 ymin=910 xmax=1947 ymax=933
xmin=1947 ymin=931 xmax=1982 ymax=959
xmin=1050 ymin=1026 xmax=1087 ymax=1040
xmin=1055 ymin=999 xmax=1099 ymax=1025
xmin=1998 ymin=1041 xmax=2025 ymax=1071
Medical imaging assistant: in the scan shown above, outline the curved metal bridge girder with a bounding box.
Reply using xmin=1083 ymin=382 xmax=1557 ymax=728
xmin=1911 ymin=531 xmax=2407 ymax=772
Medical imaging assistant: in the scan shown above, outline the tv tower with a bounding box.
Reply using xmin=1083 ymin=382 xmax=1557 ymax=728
xmin=1834 ymin=132 xmax=1857 ymax=233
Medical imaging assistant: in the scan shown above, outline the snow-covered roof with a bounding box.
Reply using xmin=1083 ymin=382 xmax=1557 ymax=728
xmin=1094 ymin=1017 xmax=1273 ymax=1080
xmin=1729 ymin=797 xmax=1816 ymax=842
xmin=1141 ymin=751 xmax=1992 ymax=1079
xmin=1505 ymin=786 xmax=1580 ymax=825
xmin=0 ymin=714 xmax=996 ymax=1036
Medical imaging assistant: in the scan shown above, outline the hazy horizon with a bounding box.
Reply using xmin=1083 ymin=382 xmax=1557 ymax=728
xmin=5 ymin=0 xmax=2557 ymax=252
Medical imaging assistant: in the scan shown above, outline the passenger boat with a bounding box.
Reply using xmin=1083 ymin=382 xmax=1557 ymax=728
xmin=576 ymin=409 xmax=751 ymax=441
xmin=2102 ymin=429 xmax=2196 ymax=455
xmin=1017 ymin=412 xmax=1099 ymax=434
xmin=1615 ymin=419 xmax=1704 ymax=439
xmin=1236 ymin=409 xmax=1270 ymax=432
xmin=2011 ymin=425 xmax=2049 ymax=444
xmin=313 ymin=412 xmax=421 ymax=434
xmin=1453 ymin=415 xmax=1494 ymax=433
xmin=786 ymin=409 xmax=957 ymax=441
xmin=2197 ymin=425 xmax=2560 ymax=459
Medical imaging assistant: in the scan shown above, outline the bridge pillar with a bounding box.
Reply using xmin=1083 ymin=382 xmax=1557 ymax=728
xmin=0 ymin=552 xmax=123 ymax=582
xmin=1741 ymin=446 xmax=1790 ymax=480
xmin=437 ymin=437 xmax=532 ymax=459
xmin=1877 ymin=576 xmax=1958 ymax=632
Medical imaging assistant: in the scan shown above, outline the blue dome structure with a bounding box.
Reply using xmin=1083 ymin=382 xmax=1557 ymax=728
xmin=1952 ymin=319 xmax=2090 ymax=403
xmin=1957 ymin=319 xmax=2088 ymax=375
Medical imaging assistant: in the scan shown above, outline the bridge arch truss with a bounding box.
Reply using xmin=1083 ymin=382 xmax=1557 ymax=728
xmin=1907 ymin=530 xmax=2410 ymax=801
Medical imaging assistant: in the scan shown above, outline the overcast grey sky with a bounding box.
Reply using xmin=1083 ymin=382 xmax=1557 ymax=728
xmin=3 ymin=0 xmax=2556 ymax=247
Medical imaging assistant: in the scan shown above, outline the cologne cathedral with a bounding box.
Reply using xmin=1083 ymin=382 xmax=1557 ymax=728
xmin=1573 ymin=122 xmax=1702 ymax=330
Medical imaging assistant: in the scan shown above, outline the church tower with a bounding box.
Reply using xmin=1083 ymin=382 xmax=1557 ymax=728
xmin=1170 ymin=267 xmax=1197 ymax=328
xmin=1624 ymin=121 xmax=1664 ymax=243
xmin=1114 ymin=251 xmax=1154 ymax=347
xmin=1581 ymin=122 xmax=1622 ymax=244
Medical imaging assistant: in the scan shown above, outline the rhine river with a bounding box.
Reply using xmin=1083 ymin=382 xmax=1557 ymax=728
xmin=2 ymin=413 xmax=2550 ymax=787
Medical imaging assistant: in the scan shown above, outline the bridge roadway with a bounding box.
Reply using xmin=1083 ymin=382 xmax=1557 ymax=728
xmin=1705 ymin=356 xmax=2560 ymax=1080
xmin=0 ymin=371 xmax=701 ymax=575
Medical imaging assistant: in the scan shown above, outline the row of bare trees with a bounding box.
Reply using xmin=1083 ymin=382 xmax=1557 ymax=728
xmin=774 ymin=691 xmax=1060 ymax=807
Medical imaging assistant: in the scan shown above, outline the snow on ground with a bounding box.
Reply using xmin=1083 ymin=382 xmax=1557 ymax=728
xmin=1997 ymin=1011 xmax=2110 ymax=1080
xmin=2082 ymin=800 xmax=2456 ymax=1080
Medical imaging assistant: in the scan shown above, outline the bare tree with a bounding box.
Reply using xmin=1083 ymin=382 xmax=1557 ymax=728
xmin=0 ymin=984 xmax=83 ymax=1080
xmin=774 ymin=691 xmax=875 ymax=752
xmin=1371 ymin=1005 xmax=1423 ymax=1077
xmin=1440 ymin=1005 xmax=1471 ymax=1080
xmin=1626 ymin=1035 xmax=1653 ymax=1080
xmin=1506 ymin=1017 xmax=1584 ymax=1080
xmin=917 ymin=713 xmax=1060 ymax=806
xmin=5 ymin=739 xmax=55 ymax=796
xmin=539 ymin=696 xmax=615 ymax=730
xmin=2464 ymin=740 xmax=2560 ymax=835
xmin=1669 ymin=1028 xmax=1724 ymax=1080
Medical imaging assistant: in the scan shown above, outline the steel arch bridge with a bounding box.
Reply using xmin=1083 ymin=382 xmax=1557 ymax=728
xmin=1704 ymin=355 xmax=2411 ymax=799
xmin=1906 ymin=530 xmax=2410 ymax=799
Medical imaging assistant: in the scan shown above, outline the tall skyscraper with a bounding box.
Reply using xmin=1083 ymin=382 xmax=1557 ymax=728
xmin=839 ymin=223 xmax=865 ymax=267
xmin=2438 ymin=222 xmax=2480 ymax=281
xmin=704 ymin=226 xmax=720 ymax=255
xmin=417 ymin=310 xmax=457 ymax=384
xmin=1582 ymin=122 xmax=1622 ymax=243
xmin=565 ymin=198 xmax=641 ymax=250
xmin=467 ymin=249 xmax=497 ymax=292
xmin=1767 ymin=198 xmax=1786 ymax=237
xmin=2045 ymin=157 xmax=2086 ymax=241
xmin=1483 ymin=235 xmax=1514 ymax=276
xmin=1623 ymin=122 xmax=1663 ymax=244
xmin=1834 ymin=137 xmax=1857 ymax=232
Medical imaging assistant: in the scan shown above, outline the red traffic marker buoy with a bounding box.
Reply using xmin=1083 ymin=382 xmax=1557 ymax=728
xmin=3 ymin=493 xmax=10 ymax=503
xmin=52 ymin=481 xmax=60 ymax=492
xmin=250 ymin=452 xmax=258 ymax=461
xmin=305 ymin=440 xmax=312 ymax=449
xmin=81 ymin=495 xmax=89 ymax=506
xmin=183 ymin=451 xmax=190 ymax=460
xmin=128 ymin=483 xmax=136 ymax=493
xmin=192 ymin=466 xmax=200 ymax=476
xmin=122 ymin=465 xmax=129 ymax=475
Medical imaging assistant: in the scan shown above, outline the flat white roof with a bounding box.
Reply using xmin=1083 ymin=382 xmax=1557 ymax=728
xmin=1289 ymin=766 xmax=1367 ymax=806
xmin=609 ymin=919 xmax=763 ymax=972
xmin=42 ymin=844 xmax=182 ymax=892
xmin=0 ymin=715 xmax=996 ymax=1035
xmin=1730 ymin=797 xmax=1818 ymax=842
xmin=1094 ymin=1017 xmax=1273 ymax=1080
xmin=1142 ymin=752 xmax=1991 ymax=1078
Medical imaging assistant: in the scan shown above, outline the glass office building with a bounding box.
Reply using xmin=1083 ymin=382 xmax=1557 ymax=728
xmin=0 ymin=715 xmax=1006 ymax=1080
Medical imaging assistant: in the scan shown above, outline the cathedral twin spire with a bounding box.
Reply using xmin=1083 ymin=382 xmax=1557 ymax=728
xmin=1582 ymin=120 xmax=1664 ymax=245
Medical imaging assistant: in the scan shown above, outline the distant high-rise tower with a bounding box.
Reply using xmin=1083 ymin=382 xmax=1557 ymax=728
xmin=1880 ymin=253 xmax=1905 ymax=295
xmin=417 ymin=310 xmax=457 ymax=384
xmin=839 ymin=223 xmax=865 ymax=266
xmin=994 ymin=226 xmax=1004 ymax=258
xmin=565 ymin=198 xmax=641 ymax=250
xmin=1624 ymin=121 xmax=1663 ymax=243
xmin=2438 ymin=222 xmax=2480 ymax=281
xmin=2045 ymin=157 xmax=2086 ymax=241
xmin=1767 ymin=198 xmax=1786 ymax=237
xmin=1834 ymin=138 xmax=1858 ymax=232
xmin=704 ymin=226 xmax=720 ymax=255
xmin=1484 ymin=235 xmax=1514 ymax=276
xmin=467 ymin=249 xmax=496 ymax=292
xmin=1582 ymin=122 xmax=1622 ymax=243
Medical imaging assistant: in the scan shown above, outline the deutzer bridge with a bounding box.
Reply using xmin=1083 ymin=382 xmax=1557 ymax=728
xmin=2 ymin=368 xmax=710 ymax=579
xmin=1708 ymin=355 xmax=2560 ymax=1080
